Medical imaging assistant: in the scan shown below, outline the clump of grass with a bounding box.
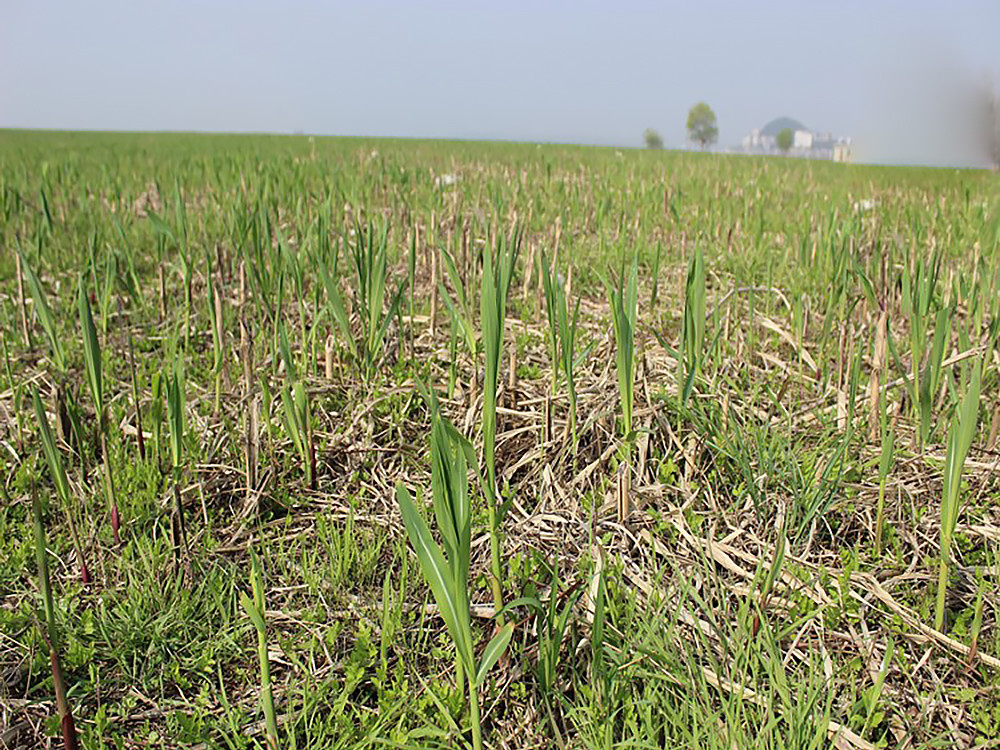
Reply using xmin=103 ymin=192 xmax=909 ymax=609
xmin=899 ymin=252 xmax=946 ymax=447
xmin=541 ymin=250 xmax=581 ymax=451
xmin=936 ymin=358 xmax=980 ymax=630
xmin=439 ymin=243 xmax=478 ymax=396
xmin=280 ymin=381 xmax=314 ymax=489
xmin=320 ymin=221 xmax=404 ymax=382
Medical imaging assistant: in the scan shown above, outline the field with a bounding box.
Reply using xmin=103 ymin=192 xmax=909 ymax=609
xmin=1 ymin=129 xmax=999 ymax=749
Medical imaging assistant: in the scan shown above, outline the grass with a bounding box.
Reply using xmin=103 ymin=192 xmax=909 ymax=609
xmin=1 ymin=129 xmax=999 ymax=749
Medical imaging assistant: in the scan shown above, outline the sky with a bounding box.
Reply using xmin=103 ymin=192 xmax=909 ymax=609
xmin=2 ymin=0 xmax=999 ymax=166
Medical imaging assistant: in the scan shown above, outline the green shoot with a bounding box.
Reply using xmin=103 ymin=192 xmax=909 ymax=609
xmin=680 ymin=246 xmax=705 ymax=406
xmin=480 ymin=228 xmax=520 ymax=616
xmin=79 ymin=275 xmax=120 ymax=545
xmin=20 ymin=250 xmax=66 ymax=373
xmin=32 ymin=388 xmax=89 ymax=584
xmin=395 ymin=403 xmax=514 ymax=750
xmin=607 ymin=256 xmax=638 ymax=445
xmin=936 ymin=359 xmax=980 ymax=630
xmin=240 ymin=548 xmax=279 ymax=749
xmin=32 ymin=488 xmax=80 ymax=750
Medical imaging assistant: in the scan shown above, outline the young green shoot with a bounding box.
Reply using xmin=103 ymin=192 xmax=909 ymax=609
xmin=79 ymin=275 xmax=120 ymax=545
xmin=395 ymin=403 xmax=513 ymax=750
xmin=480 ymin=229 xmax=520 ymax=616
xmin=31 ymin=487 xmax=81 ymax=750
xmin=32 ymin=388 xmax=89 ymax=584
xmin=240 ymin=548 xmax=280 ymax=749
xmin=936 ymin=359 xmax=980 ymax=630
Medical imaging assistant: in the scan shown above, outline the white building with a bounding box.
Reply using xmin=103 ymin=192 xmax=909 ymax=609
xmin=793 ymin=129 xmax=813 ymax=149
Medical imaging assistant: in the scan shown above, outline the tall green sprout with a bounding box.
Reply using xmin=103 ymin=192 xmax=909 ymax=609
xmin=278 ymin=323 xmax=314 ymax=488
xmin=395 ymin=405 xmax=513 ymax=750
xmin=874 ymin=379 xmax=895 ymax=556
xmin=79 ymin=276 xmax=120 ymax=545
xmin=541 ymin=252 xmax=561 ymax=395
xmin=240 ymin=548 xmax=279 ymax=749
xmin=680 ymin=247 xmax=705 ymax=406
xmin=32 ymin=489 xmax=80 ymax=750
xmin=607 ymin=256 xmax=638 ymax=446
xmin=936 ymin=360 xmax=980 ymax=630
xmin=439 ymin=244 xmax=478 ymax=375
xmin=150 ymin=371 xmax=163 ymax=467
xmin=541 ymin=250 xmax=580 ymax=450
xmin=19 ymin=250 xmax=66 ymax=373
xmin=166 ymin=358 xmax=189 ymax=568
xmin=32 ymin=388 xmax=89 ymax=583
xmin=480 ymin=229 xmax=520 ymax=616
xmin=900 ymin=252 xmax=945 ymax=446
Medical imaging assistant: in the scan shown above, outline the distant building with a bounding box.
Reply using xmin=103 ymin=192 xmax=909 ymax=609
xmin=739 ymin=116 xmax=851 ymax=161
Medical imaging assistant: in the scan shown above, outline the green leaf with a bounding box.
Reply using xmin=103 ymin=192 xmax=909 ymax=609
xmin=280 ymin=385 xmax=305 ymax=458
xmin=319 ymin=263 xmax=357 ymax=360
xmin=240 ymin=591 xmax=266 ymax=633
xmin=78 ymin=276 xmax=103 ymax=416
xmin=20 ymin=252 xmax=66 ymax=372
xmin=395 ymin=482 xmax=474 ymax=671
xmin=32 ymin=388 xmax=71 ymax=505
xmin=475 ymin=622 xmax=514 ymax=687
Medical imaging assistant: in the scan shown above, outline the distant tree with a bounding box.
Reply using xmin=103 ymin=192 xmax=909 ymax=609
xmin=644 ymin=128 xmax=664 ymax=150
xmin=776 ymin=127 xmax=794 ymax=153
xmin=686 ymin=102 xmax=718 ymax=149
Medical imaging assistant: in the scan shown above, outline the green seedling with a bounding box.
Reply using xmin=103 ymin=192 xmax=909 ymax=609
xmin=79 ymin=275 xmax=120 ymax=545
xmin=32 ymin=388 xmax=89 ymax=584
xmin=395 ymin=406 xmax=514 ymax=750
xmin=240 ymin=548 xmax=279 ymax=749
xmin=936 ymin=360 xmax=980 ymax=630
xmin=607 ymin=256 xmax=638 ymax=446
xmin=20 ymin=250 xmax=66 ymax=373
xmin=32 ymin=488 xmax=81 ymax=750
xmin=480 ymin=228 xmax=520 ymax=616
xmin=680 ymin=246 xmax=705 ymax=406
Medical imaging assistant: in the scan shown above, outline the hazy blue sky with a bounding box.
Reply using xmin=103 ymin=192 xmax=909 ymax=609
xmin=2 ymin=1 xmax=998 ymax=165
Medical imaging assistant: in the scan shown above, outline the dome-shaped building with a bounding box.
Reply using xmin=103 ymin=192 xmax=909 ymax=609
xmin=760 ymin=117 xmax=807 ymax=137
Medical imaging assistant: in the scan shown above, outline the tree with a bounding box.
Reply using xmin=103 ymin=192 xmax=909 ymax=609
xmin=686 ymin=102 xmax=718 ymax=149
xmin=644 ymin=128 xmax=664 ymax=150
xmin=776 ymin=127 xmax=794 ymax=153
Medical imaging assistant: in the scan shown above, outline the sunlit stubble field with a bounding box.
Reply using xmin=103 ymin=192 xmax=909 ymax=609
xmin=1 ymin=129 xmax=1000 ymax=749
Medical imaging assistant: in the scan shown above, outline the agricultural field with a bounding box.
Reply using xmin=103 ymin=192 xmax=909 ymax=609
xmin=1 ymin=129 xmax=999 ymax=749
